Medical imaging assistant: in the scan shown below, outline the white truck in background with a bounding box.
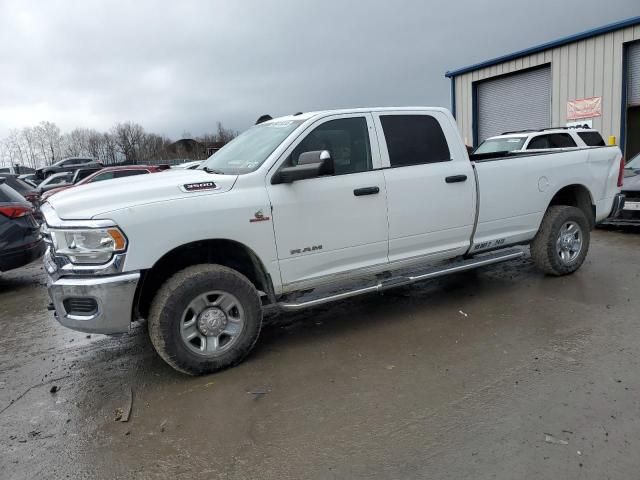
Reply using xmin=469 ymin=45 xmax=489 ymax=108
xmin=41 ymin=107 xmax=625 ymax=375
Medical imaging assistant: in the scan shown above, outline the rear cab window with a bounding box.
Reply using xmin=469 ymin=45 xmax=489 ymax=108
xmin=379 ymin=115 xmax=450 ymax=167
xmin=577 ymin=131 xmax=606 ymax=146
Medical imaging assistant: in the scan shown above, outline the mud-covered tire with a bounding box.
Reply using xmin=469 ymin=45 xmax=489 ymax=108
xmin=148 ymin=264 xmax=262 ymax=375
xmin=530 ymin=205 xmax=590 ymax=276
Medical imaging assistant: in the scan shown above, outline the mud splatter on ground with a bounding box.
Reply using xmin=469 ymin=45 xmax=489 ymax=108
xmin=1 ymin=229 xmax=639 ymax=479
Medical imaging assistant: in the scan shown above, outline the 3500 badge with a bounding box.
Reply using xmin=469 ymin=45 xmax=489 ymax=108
xmin=181 ymin=182 xmax=217 ymax=192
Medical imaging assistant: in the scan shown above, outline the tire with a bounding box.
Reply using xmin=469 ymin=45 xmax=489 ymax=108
xmin=148 ymin=264 xmax=263 ymax=375
xmin=530 ymin=205 xmax=590 ymax=276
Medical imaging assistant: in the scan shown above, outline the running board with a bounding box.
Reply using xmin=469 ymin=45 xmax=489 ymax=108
xmin=277 ymin=248 xmax=525 ymax=312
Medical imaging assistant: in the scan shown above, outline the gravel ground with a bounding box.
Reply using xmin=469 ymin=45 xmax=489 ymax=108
xmin=0 ymin=228 xmax=639 ymax=480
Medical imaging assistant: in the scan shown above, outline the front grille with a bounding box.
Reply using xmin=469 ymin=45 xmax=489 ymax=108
xmin=63 ymin=297 xmax=98 ymax=316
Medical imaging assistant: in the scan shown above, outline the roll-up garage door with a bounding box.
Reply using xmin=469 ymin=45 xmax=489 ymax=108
xmin=628 ymin=41 xmax=640 ymax=106
xmin=476 ymin=66 xmax=551 ymax=143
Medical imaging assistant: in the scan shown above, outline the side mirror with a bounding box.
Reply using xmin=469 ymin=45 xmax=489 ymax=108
xmin=272 ymin=150 xmax=333 ymax=184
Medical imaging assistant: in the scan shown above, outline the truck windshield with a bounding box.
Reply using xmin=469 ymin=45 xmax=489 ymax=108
xmin=200 ymin=120 xmax=304 ymax=174
xmin=474 ymin=137 xmax=526 ymax=154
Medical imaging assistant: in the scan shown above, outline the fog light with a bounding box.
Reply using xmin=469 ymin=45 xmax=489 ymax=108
xmin=63 ymin=297 xmax=98 ymax=316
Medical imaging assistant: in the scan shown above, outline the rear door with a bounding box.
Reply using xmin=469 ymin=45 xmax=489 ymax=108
xmin=372 ymin=111 xmax=476 ymax=263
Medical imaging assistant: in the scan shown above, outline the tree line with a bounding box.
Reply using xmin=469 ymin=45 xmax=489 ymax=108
xmin=0 ymin=121 xmax=237 ymax=168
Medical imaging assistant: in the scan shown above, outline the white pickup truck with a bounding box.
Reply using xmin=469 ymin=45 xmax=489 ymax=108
xmin=42 ymin=107 xmax=625 ymax=375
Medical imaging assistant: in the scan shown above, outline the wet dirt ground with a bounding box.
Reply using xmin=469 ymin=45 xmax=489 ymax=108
xmin=1 ymin=229 xmax=639 ymax=480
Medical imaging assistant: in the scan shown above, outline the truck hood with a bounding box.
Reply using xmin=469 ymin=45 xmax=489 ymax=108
xmin=47 ymin=169 xmax=238 ymax=220
xmin=622 ymin=169 xmax=640 ymax=192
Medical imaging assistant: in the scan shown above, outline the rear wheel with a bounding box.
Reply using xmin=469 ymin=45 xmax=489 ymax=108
xmin=530 ymin=205 xmax=590 ymax=276
xmin=148 ymin=264 xmax=262 ymax=375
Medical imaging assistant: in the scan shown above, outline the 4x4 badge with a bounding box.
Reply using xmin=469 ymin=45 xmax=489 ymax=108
xmin=249 ymin=210 xmax=271 ymax=223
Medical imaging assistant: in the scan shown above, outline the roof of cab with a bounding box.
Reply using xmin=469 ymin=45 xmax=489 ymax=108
xmin=263 ymin=107 xmax=451 ymax=124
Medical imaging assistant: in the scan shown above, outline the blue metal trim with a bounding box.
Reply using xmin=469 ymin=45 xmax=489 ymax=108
xmin=472 ymin=82 xmax=479 ymax=147
xmin=621 ymin=42 xmax=629 ymax=155
xmin=445 ymin=15 xmax=640 ymax=78
xmin=450 ymin=77 xmax=456 ymax=118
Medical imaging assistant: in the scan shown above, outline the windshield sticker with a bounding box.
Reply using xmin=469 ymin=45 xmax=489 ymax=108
xmin=507 ymin=139 xmax=523 ymax=143
xmin=181 ymin=181 xmax=217 ymax=192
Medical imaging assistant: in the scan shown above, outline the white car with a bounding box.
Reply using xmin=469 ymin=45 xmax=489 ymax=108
xmin=41 ymin=107 xmax=624 ymax=375
xmin=36 ymin=172 xmax=73 ymax=193
xmin=474 ymin=128 xmax=606 ymax=155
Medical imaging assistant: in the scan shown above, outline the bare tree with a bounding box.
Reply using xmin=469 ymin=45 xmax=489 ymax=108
xmin=84 ymin=129 xmax=104 ymax=159
xmin=6 ymin=130 xmax=26 ymax=167
xmin=198 ymin=122 xmax=237 ymax=145
xmin=21 ymin=127 xmax=40 ymax=168
xmin=38 ymin=121 xmax=61 ymax=165
xmin=1 ymin=118 xmax=237 ymax=168
xmin=61 ymin=129 xmax=87 ymax=157
xmin=214 ymin=121 xmax=237 ymax=144
xmin=0 ymin=140 xmax=10 ymax=167
xmin=101 ymin=133 xmax=119 ymax=164
xmin=112 ymin=122 xmax=145 ymax=163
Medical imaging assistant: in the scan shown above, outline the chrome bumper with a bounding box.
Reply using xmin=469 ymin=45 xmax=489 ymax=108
xmin=48 ymin=272 xmax=140 ymax=334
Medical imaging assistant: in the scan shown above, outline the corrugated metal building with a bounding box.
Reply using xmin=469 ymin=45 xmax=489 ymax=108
xmin=445 ymin=16 xmax=640 ymax=158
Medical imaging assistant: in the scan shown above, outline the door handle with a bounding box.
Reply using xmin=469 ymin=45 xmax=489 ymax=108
xmin=445 ymin=175 xmax=467 ymax=183
xmin=353 ymin=186 xmax=380 ymax=196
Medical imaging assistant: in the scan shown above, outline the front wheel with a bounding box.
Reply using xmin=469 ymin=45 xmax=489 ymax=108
xmin=148 ymin=264 xmax=263 ymax=375
xmin=530 ymin=205 xmax=590 ymax=276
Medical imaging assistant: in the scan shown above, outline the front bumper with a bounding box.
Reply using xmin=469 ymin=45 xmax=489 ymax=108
xmin=47 ymin=272 xmax=140 ymax=334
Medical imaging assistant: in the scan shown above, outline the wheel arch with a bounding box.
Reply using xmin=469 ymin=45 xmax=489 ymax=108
xmin=547 ymin=184 xmax=596 ymax=228
xmin=135 ymin=238 xmax=276 ymax=319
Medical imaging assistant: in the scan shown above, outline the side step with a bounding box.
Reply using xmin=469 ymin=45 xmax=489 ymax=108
xmin=277 ymin=248 xmax=525 ymax=312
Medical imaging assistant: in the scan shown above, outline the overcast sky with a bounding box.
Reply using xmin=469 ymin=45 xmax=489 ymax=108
xmin=0 ymin=0 xmax=638 ymax=139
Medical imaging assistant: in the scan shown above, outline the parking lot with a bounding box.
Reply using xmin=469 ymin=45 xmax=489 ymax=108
xmin=0 ymin=227 xmax=637 ymax=479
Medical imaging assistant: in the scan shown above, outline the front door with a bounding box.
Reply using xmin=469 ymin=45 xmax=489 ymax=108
xmin=266 ymin=113 xmax=388 ymax=290
xmin=372 ymin=110 xmax=476 ymax=263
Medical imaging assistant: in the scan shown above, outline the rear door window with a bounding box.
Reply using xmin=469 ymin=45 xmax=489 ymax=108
xmin=527 ymin=133 xmax=577 ymax=149
xmin=380 ymin=115 xmax=451 ymax=167
xmin=114 ymin=170 xmax=149 ymax=178
xmin=0 ymin=183 xmax=26 ymax=203
xmin=91 ymin=172 xmax=116 ymax=182
xmin=12 ymin=178 xmax=33 ymax=193
xmin=577 ymin=131 xmax=605 ymax=146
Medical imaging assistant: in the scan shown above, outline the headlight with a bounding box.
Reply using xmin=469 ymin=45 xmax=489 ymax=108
xmin=50 ymin=227 xmax=127 ymax=264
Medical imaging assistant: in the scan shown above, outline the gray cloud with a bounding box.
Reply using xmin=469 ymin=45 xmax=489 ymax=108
xmin=1 ymin=0 xmax=638 ymax=138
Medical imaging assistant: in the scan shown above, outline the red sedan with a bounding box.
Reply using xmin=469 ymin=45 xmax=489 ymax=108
xmin=41 ymin=165 xmax=169 ymax=201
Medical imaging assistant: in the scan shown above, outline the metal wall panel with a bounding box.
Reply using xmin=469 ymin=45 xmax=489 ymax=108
xmin=476 ymin=66 xmax=551 ymax=142
xmin=452 ymin=25 xmax=640 ymax=146
xmin=628 ymin=41 xmax=640 ymax=105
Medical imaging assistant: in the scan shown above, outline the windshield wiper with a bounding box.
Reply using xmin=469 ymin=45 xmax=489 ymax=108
xmin=203 ymin=167 xmax=225 ymax=175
